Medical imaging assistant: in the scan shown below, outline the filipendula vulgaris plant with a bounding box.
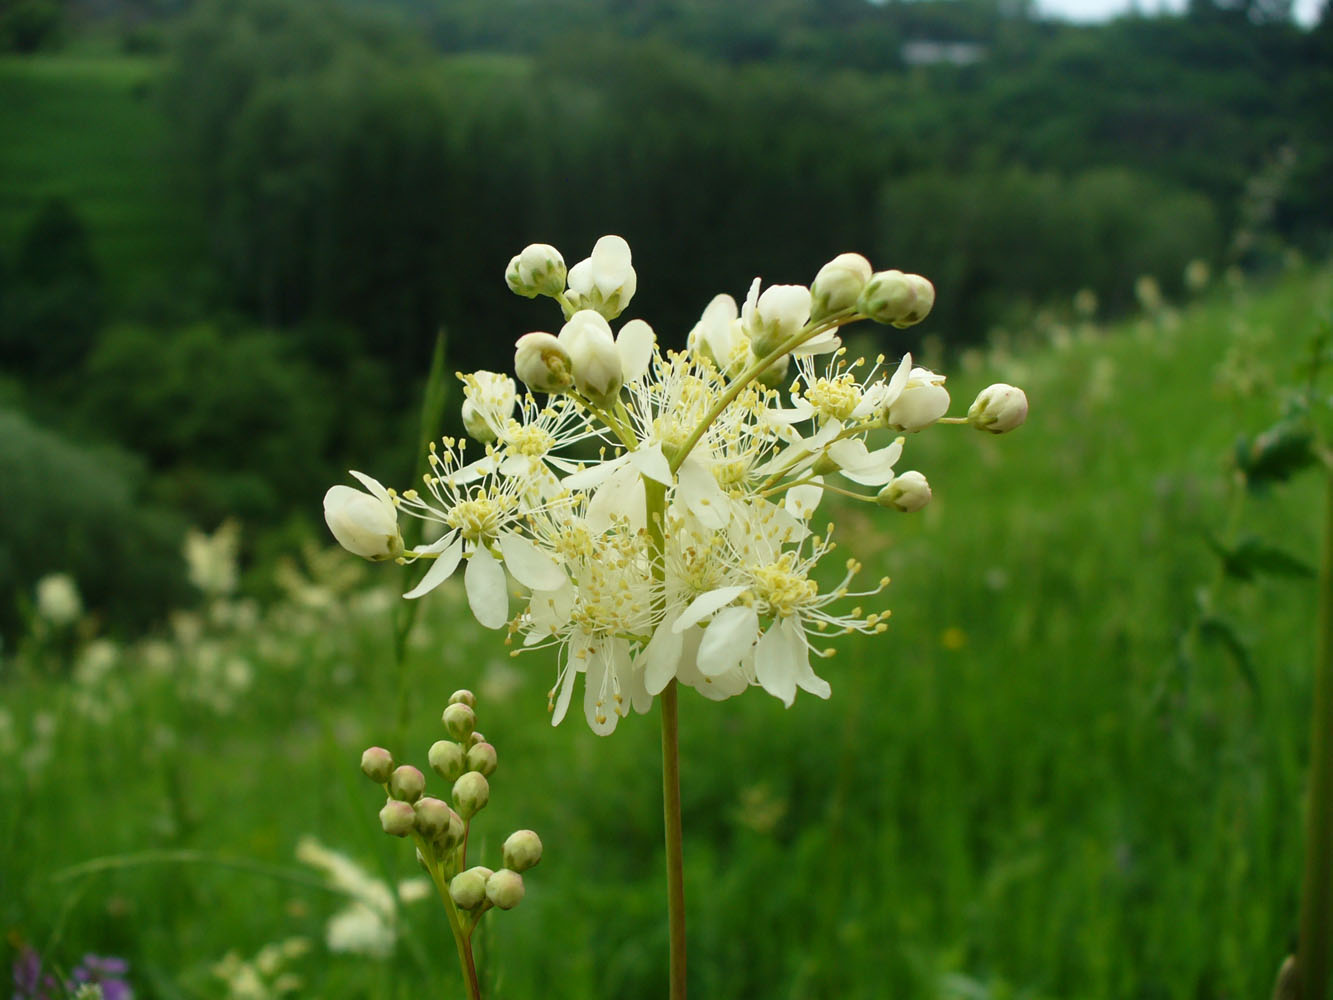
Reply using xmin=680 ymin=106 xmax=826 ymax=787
xmin=361 ymin=689 xmax=541 ymax=1000
xmin=326 ymin=235 xmax=1028 ymax=999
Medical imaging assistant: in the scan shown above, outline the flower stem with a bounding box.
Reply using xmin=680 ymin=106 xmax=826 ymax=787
xmin=660 ymin=679 xmax=688 ymax=1000
xmin=422 ymin=839 xmax=482 ymax=1000
xmin=1296 ymin=469 xmax=1333 ymax=999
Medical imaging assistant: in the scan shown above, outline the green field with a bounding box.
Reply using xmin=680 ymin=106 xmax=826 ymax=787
xmin=0 ymin=55 xmax=202 ymax=302
xmin=3 ymin=263 xmax=1331 ymax=998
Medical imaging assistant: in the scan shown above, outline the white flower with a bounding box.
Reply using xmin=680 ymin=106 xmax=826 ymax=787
xmin=460 ymin=371 xmax=517 ymax=443
xmin=810 ymin=252 xmax=872 ymax=321
xmin=742 ymin=278 xmax=813 ymax=356
xmin=886 ymin=367 xmax=950 ymax=432
xmin=687 ymin=293 xmax=749 ymax=377
xmin=878 ymin=470 xmax=931 ymax=512
xmin=35 ymin=573 xmax=82 ymax=626
xmin=566 ymin=235 xmax=637 ymax=319
xmin=514 ymin=332 xmax=574 ymax=394
xmin=324 ymin=473 xmax=404 ymax=561
xmin=184 ymin=520 xmax=241 ymax=597
xmin=967 ymin=383 xmax=1028 ymax=434
xmin=559 ymin=310 xmax=623 ymax=403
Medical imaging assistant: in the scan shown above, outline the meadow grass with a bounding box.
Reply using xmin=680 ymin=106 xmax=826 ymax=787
xmin=3 ymin=263 xmax=1332 ymax=998
xmin=0 ymin=54 xmax=203 ymax=303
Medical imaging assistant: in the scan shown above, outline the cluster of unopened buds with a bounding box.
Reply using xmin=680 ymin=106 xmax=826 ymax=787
xmin=326 ymin=236 xmax=1028 ymax=735
xmin=361 ymin=690 xmax=541 ymax=935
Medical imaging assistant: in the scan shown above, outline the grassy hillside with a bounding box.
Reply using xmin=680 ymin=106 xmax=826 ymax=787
xmin=2 ymin=262 xmax=1331 ymax=998
xmin=0 ymin=55 xmax=203 ymax=302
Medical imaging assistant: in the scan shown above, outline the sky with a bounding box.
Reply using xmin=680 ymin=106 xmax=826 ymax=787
xmin=1035 ymin=0 xmax=1323 ymax=23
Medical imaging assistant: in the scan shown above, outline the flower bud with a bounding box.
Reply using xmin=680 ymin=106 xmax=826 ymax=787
xmin=967 ymin=383 xmax=1028 ymax=434
xmin=743 ymin=279 xmax=812 ymax=357
xmin=858 ymin=270 xmax=935 ymax=328
xmin=565 ymin=235 xmax=637 ymax=320
xmin=467 ymin=731 xmax=486 ymax=748
xmin=435 ymin=807 xmax=465 ymax=851
xmin=388 ymin=765 xmax=426 ymax=803
xmin=502 ymin=829 xmax=543 ymax=873
xmin=887 ymin=370 xmax=950 ymax=432
xmin=450 ymin=867 xmax=493 ymax=910
xmin=323 ymin=474 xmax=403 ymax=562
xmin=379 ymin=799 xmax=416 ymax=837
xmin=877 ymin=471 xmax=932 ymax=513
xmin=442 ymin=703 xmax=476 ymax=742
xmin=360 ymin=746 xmax=395 ymax=784
xmin=810 ymin=253 xmax=872 ymax=322
xmin=413 ymin=796 xmax=455 ymax=840
xmin=559 ymin=310 xmax=623 ymax=403
xmin=448 ymin=689 xmax=476 ymax=708
xmin=452 ymin=771 xmax=490 ymax=820
xmin=428 ymin=739 xmax=466 ymax=783
xmin=505 ymin=243 xmax=566 ymax=299
xmin=466 ymin=741 xmax=498 ymax=776
xmin=514 ymin=332 xmax=574 ymax=394
xmin=460 ymin=371 xmax=517 ymax=444
xmin=486 ymin=869 xmax=525 ymax=910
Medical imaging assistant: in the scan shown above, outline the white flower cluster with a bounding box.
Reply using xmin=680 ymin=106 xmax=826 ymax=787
xmin=325 ymin=237 xmax=1027 ymax=735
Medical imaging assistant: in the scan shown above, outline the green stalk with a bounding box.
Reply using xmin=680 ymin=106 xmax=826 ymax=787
xmin=1297 ymin=470 xmax=1333 ymax=999
xmin=644 ymin=477 xmax=687 ymax=999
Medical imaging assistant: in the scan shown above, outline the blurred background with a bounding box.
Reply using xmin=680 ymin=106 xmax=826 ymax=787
xmin=3 ymin=0 xmax=1333 ymax=997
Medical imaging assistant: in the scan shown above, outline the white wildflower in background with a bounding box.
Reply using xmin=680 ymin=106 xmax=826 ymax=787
xmin=184 ymin=520 xmax=241 ymax=598
xmin=326 ymin=235 xmax=1028 ymax=735
xmin=35 ymin=573 xmax=82 ymax=626
xmin=295 ymin=836 xmax=429 ymax=958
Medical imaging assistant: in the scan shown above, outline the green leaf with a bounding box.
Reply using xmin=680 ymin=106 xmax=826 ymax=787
xmin=1236 ymin=421 xmax=1316 ymax=490
xmin=1198 ymin=616 xmax=1261 ymax=700
xmin=1207 ymin=534 xmax=1315 ymax=582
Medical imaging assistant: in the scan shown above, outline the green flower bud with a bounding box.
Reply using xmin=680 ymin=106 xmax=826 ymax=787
xmin=967 ymin=383 xmax=1028 ymax=434
xmin=502 ymin=829 xmax=543 ymax=873
xmin=505 ymin=243 xmax=567 ymax=299
xmin=360 ymin=746 xmax=394 ymax=784
xmin=442 ymin=703 xmax=476 ymax=742
xmin=486 ymin=868 xmax=526 ymax=910
xmin=413 ymin=796 xmax=455 ymax=840
xmin=810 ymin=252 xmax=872 ymax=322
xmin=467 ymin=731 xmax=486 ymax=748
xmin=449 ymin=866 xmax=493 ymax=910
xmin=452 ymin=771 xmax=490 ymax=820
xmin=428 ymin=740 xmax=466 ymax=783
xmin=388 ymin=765 xmax=426 ymax=803
xmin=448 ymin=689 xmax=477 ymax=708
xmin=466 ymin=741 xmax=498 ymax=776
xmin=858 ymin=270 xmax=935 ymax=328
xmin=379 ymin=799 xmax=416 ymax=837
xmin=435 ymin=807 xmax=466 ymax=852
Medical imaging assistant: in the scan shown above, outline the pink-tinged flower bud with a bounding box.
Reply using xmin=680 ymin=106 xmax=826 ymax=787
xmin=388 ymin=765 xmax=426 ymax=803
xmin=466 ymin=741 xmax=497 ymax=776
xmin=887 ymin=369 xmax=950 ymax=432
xmin=442 ymin=703 xmax=476 ymax=742
xmin=428 ymin=739 xmax=466 ymax=783
xmin=877 ymin=471 xmax=932 ymax=513
xmin=360 ymin=747 xmax=395 ymax=784
xmin=379 ymin=799 xmax=416 ymax=837
xmin=967 ymin=383 xmax=1028 ymax=434
xmin=452 ymin=771 xmax=490 ymax=820
xmin=558 ymin=310 xmax=623 ymax=403
xmin=413 ymin=796 xmax=455 ymax=840
xmin=810 ymin=253 xmax=872 ymax=321
xmin=448 ymin=689 xmax=476 ymax=708
xmin=323 ymin=473 xmax=403 ymax=561
xmin=450 ymin=867 xmax=493 ymax=910
xmin=436 ymin=807 xmax=465 ymax=851
xmin=467 ymin=731 xmax=486 ymax=748
xmin=514 ymin=332 xmax=574 ymax=394
xmin=505 ymin=243 xmax=566 ymax=299
xmin=486 ymin=869 xmax=525 ymax=910
xmin=502 ymin=829 xmax=543 ymax=873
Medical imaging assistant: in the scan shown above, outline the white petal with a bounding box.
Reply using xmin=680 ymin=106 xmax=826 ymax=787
xmin=562 ymin=453 xmax=630 ymax=492
xmin=616 ymin=319 xmax=655 ymax=383
xmin=498 ymin=532 xmax=566 ymax=591
xmin=348 ymin=470 xmax=391 ymax=503
xmin=402 ymin=538 xmax=463 ymax=599
xmin=415 ymin=531 xmax=459 ymax=555
xmin=583 ymin=646 xmax=619 ymax=736
xmin=882 ymin=353 xmax=913 ymax=407
xmin=551 ymin=645 xmax=580 ymax=726
xmin=676 ymin=455 xmax=730 ymax=530
xmin=697 ymin=605 xmax=759 ymax=676
xmin=784 ymin=618 xmax=830 ymax=698
xmin=673 ymin=585 xmax=749 ymax=633
xmin=464 ymin=545 xmax=508 ymax=629
xmin=790 ymin=332 xmax=841 ymax=356
xmin=643 ymin=617 xmax=685 ymax=695
xmin=629 ymin=442 xmax=672 ymax=486
xmin=784 ymin=478 xmax=824 ymax=520
xmin=754 ymin=620 xmax=799 ymax=707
